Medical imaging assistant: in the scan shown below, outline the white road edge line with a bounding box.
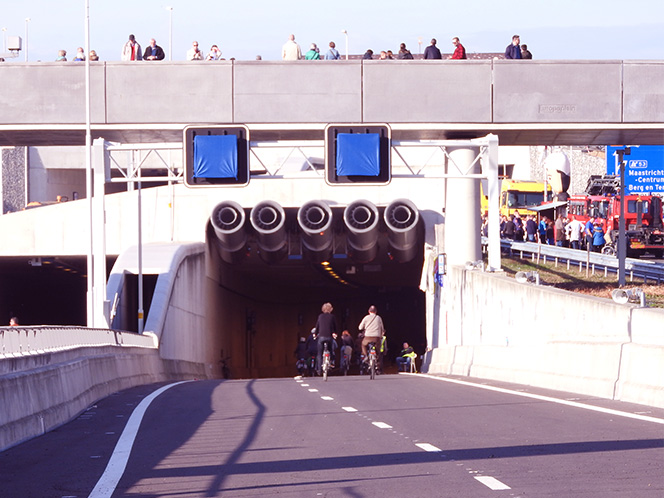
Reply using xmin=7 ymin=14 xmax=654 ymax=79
xmin=410 ymin=373 xmax=664 ymax=425
xmin=474 ymin=476 xmax=511 ymax=490
xmin=88 ymin=381 xmax=191 ymax=498
xmin=415 ymin=442 xmax=442 ymax=452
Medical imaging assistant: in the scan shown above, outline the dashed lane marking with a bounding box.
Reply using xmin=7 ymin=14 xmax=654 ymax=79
xmin=300 ymin=384 xmax=309 ymax=387
xmin=415 ymin=443 xmax=442 ymax=452
xmin=372 ymin=422 xmax=393 ymax=429
xmin=88 ymin=381 xmax=191 ymax=498
xmin=321 ymin=396 xmax=334 ymax=400
xmin=342 ymin=407 xmax=357 ymax=412
xmin=411 ymin=373 xmax=664 ymax=425
xmin=308 ymin=388 xmax=319 ymax=392
xmin=474 ymin=475 xmax=511 ymax=490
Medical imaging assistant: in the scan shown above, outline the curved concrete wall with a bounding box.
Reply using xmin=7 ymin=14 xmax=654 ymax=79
xmin=1 ymin=60 xmax=663 ymax=126
xmin=424 ymin=265 xmax=664 ymax=408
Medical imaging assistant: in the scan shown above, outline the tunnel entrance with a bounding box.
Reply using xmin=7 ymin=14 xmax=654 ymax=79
xmin=207 ymin=202 xmax=427 ymax=379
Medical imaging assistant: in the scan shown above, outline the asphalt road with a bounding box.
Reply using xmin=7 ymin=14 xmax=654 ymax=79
xmin=1 ymin=374 xmax=663 ymax=497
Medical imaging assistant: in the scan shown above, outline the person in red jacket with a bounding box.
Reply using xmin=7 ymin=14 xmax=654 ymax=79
xmin=450 ymin=37 xmax=467 ymax=59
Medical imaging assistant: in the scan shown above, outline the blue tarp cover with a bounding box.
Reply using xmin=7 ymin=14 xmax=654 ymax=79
xmin=336 ymin=133 xmax=380 ymax=176
xmin=193 ymin=135 xmax=238 ymax=179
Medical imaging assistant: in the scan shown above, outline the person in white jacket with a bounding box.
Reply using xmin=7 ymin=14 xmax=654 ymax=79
xmin=121 ymin=34 xmax=142 ymax=61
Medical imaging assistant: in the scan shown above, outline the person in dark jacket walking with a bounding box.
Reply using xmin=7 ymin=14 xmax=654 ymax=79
xmin=504 ymin=34 xmax=521 ymax=59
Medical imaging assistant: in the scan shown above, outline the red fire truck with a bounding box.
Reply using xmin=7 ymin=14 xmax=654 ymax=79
xmin=567 ymin=175 xmax=664 ymax=257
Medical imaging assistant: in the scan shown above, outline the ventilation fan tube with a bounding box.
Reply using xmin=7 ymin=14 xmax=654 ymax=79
xmin=343 ymin=200 xmax=380 ymax=263
xmin=250 ymin=200 xmax=287 ymax=263
xmin=298 ymin=200 xmax=334 ymax=262
xmin=384 ymin=199 xmax=420 ymax=263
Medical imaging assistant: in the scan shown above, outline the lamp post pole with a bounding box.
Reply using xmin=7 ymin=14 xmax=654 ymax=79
xmin=166 ymin=6 xmax=173 ymax=61
xmin=24 ymin=18 xmax=30 ymax=61
xmin=342 ymin=29 xmax=348 ymax=60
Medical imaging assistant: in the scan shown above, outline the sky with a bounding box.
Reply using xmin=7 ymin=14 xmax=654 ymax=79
xmin=1 ymin=0 xmax=663 ymax=62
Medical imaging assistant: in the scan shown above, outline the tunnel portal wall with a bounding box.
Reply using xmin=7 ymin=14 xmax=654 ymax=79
xmin=423 ymin=265 xmax=664 ymax=408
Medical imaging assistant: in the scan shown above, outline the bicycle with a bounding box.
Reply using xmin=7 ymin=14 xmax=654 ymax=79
xmin=322 ymin=343 xmax=331 ymax=381
xmin=367 ymin=342 xmax=377 ymax=380
xmin=340 ymin=346 xmax=351 ymax=376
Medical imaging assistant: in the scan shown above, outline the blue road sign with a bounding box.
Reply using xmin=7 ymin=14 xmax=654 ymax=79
xmin=607 ymin=146 xmax=664 ymax=194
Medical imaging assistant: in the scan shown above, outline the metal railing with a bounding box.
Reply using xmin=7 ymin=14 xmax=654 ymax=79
xmin=499 ymin=239 xmax=664 ymax=284
xmin=0 ymin=326 xmax=157 ymax=359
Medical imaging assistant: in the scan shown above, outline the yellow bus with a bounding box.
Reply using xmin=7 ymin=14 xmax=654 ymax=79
xmin=481 ymin=180 xmax=552 ymax=217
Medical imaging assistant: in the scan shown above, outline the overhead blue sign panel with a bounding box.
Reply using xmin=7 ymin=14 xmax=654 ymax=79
xmin=607 ymin=146 xmax=664 ymax=194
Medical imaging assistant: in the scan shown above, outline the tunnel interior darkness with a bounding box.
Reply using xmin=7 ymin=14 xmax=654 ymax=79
xmin=208 ymin=202 xmax=427 ymax=378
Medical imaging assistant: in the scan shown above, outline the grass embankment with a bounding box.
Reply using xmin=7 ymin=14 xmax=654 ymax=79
xmin=500 ymin=255 xmax=664 ymax=308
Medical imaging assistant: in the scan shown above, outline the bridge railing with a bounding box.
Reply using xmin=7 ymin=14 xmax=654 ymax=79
xmin=498 ymin=239 xmax=664 ymax=284
xmin=0 ymin=326 xmax=157 ymax=359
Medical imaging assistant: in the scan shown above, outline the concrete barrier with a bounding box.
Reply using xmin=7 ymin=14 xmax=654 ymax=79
xmin=0 ymin=346 xmax=207 ymax=452
xmin=423 ymin=265 xmax=664 ymax=408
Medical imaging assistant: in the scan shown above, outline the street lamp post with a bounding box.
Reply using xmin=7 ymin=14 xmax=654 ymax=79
xmin=342 ymin=29 xmax=348 ymax=60
xmin=166 ymin=6 xmax=173 ymax=61
xmin=616 ymin=147 xmax=631 ymax=287
xmin=24 ymin=18 xmax=30 ymax=61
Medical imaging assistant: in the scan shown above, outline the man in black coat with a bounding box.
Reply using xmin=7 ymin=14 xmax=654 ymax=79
xmin=423 ymin=39 xmax=442 ymax=59
xmin=144 ymin=38 xmax=165 ymax=61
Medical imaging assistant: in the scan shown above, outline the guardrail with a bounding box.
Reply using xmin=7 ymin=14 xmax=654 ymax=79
xmin=0 ymin=326 xmax=157 ymax=359
xmin=500 ymin=239 xmax=664 ymax=284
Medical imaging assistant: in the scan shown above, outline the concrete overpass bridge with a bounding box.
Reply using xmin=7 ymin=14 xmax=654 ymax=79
xmin=1 ymin=60 xmax=663 ymax=453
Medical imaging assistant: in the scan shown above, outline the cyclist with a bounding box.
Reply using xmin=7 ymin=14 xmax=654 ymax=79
xmin=358 ymin=305 xmax=385 ymax=364
xmin=314 ymin=302 xmax=337 ymax=376
xmin=294 ymin=336 xmax=308 ymax=376
xmin=339 ymin=330 xmax=354 ymax=373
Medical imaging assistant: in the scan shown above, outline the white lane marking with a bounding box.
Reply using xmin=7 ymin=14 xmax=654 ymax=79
xmin=413 ymin=373 xmax=664 ymax=425
xmin=321 ymin=396 xmax=334 ymax=400
xmin=415 ymin=443 xmax=442 ymax=452
xmin=294 ymin=376 xmax=302 ymax=380
xmin=372 ymin=422 xmax=392 ymax=429
xmin=342 ymin=406 xmax=357 ymax=412
xmin=300 ymin=384 xmax=310 ymax=387
xmin=88 ymin=381 xmax=190 ymax=498
xmin=308 ymin=388 xmax=319 ymax=392
xmin=474 ymin=475 xmax=511 ymax=490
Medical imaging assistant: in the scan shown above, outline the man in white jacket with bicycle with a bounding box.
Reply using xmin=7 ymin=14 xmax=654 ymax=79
xmin=358 ymin=305 xmax=385 ymax=359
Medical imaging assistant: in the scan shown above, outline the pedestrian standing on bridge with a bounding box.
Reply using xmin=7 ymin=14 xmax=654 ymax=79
xmin=282 ymin=34 xmax=302 ymax=60
xmin=9 ymin=317 xmax=19 ymax=326
xmin=143 ymin=38 xmax=165 ymax=61
xmin=423 ymin=39 xmax=442 ymax=59
xmin=504 ymin=34 xmax=521 ymax=59
xmin=186 ymin=41 xmax=203 ymax=61
xmin=450 ymin=37 xmax=467 ymax=59
xmin=121 ymin=34 xmax=142 ymax=61
xmin=325 ymin=41 xmax=340 ymax=60
xmin=521 ymin=43 xmax=532 ymax=59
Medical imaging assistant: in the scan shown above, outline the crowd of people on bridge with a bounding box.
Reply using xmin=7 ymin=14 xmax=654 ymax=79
xmin=47 ymin=33 xmax=533 ymax=63
xmin=295 ymin=303 xmax=418 ymax=378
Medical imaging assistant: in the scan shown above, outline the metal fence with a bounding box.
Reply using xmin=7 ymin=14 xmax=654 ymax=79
xmin=0 ymin=326 xmax=157 ymax=359
xmin=500 ymin=239 xmax=664 ymax=284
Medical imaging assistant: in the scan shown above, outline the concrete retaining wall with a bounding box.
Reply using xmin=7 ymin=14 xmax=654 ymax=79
xmin=424 ymin=265 xmax=664 ymax=408
xmin=0 ymin=346 xmax=207 ymax=452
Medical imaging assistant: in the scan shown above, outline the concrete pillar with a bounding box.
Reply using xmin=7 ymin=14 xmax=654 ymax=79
xmin=91 ymin=139 xmax=109 ymax=328
xmin=444 ymin=146 xmax=482 ymax=267
xmin=1 ymin=146 xmax=26 ymax=214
